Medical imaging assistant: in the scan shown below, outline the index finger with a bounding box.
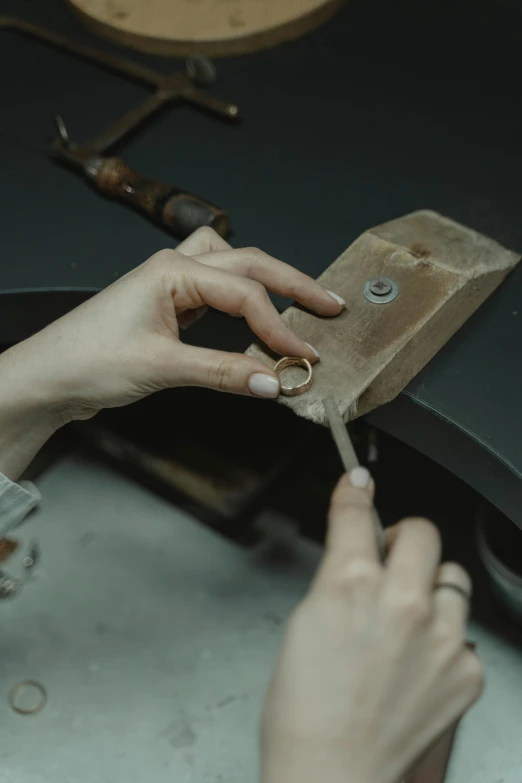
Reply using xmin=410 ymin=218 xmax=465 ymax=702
xmin=194 ymin=247 xmax=345 ymax=316
xmin=166 ymin=255 xmax=320 ymax=363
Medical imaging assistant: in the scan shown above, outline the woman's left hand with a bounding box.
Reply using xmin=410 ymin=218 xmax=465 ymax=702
xmin=0 ymin=228 xmax=344 ymax=478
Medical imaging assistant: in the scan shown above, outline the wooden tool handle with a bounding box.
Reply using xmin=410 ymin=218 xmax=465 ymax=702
xmin=91 ymin=157 xmax=229 ymax=239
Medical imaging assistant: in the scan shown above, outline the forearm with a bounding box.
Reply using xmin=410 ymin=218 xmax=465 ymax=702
xmin=0 ymin=344 xmax=63 ymax=481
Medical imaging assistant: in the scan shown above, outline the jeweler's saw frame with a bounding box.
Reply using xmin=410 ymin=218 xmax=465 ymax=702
xmin=0 ymin=17 xmax=239 ymax=239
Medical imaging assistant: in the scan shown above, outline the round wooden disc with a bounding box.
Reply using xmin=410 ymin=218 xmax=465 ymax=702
xmin=66 ymin=0 xmax=347 ymax=57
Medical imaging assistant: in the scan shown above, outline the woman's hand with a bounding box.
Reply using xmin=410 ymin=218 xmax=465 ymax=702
xmin=0 ymin=228 xmax=344 ymax=478
xmin=261 ymin=469 xmax=483 ymax=783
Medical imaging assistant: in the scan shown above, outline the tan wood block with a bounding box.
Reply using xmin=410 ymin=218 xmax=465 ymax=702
xmin=246 ymin=211 xmax=520 ymax=425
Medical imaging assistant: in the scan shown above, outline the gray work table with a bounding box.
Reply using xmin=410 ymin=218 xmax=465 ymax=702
xmin=1 ymin=0 xmax=522 ymax=524
xmin=3 ymin=455 xmax=522 ymax=783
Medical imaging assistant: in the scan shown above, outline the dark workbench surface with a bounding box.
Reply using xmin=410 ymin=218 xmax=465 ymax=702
xmin=1 ymin=0 xmax=521 ymax=524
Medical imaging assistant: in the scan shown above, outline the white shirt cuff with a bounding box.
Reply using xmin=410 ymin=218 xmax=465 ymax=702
xmin=0 ymin=473 xmax=41 ymax=534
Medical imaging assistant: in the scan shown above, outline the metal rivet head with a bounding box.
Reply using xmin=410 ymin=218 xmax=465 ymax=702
xmin=363 ymin=277 xmax=399 ymax=304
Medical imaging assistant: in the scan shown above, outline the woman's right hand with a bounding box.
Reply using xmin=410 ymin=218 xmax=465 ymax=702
xmin=261 ymin=468 xmax=484 ymax=783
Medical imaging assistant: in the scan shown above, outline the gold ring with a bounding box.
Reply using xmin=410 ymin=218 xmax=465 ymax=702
xmin=9 ymin=680 xmax=47 ymax=715
xmin=274 ymin=357 xmax=313 ymax=397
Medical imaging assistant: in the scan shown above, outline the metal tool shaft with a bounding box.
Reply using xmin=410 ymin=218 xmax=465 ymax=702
xmin=323 ymin=397 xmax=386 ymax=560
xmin=0 ymin=17 xmax=165 ymax=87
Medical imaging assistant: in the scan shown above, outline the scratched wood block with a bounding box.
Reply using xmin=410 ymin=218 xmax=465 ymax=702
xmin=247 ymin=210 xmax=520 ymax=425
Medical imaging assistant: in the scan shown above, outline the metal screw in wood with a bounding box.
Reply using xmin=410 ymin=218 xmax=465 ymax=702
xmin=363 ymin=277 xmax=399 ymax=304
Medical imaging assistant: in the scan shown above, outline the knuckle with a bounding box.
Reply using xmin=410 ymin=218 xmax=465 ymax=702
xmin=433 ymin=619 xmax=458 ymax=647
xmin=330 ymin=486 xmax=371 ymax=516
xmin=146 ymin=249 xmax=177 ymax=274
xmin=400 ymin=517 xmax=441 ymax=550
xmin=256 ymin=317 xmax=282 ymax=346
xmin=242 ymin=246 xmax=262 ymax=259
xmin=149 ymin=248 xmax=173 ymax=265
xmin=386 ymin=590 xmax=432 ymax=626
xmin=401 ymin=517 xmax=439 ymax=540
xmin=337 ymin=559 xmax=380 ymax=590
xmin=432 ymin=625 xmax=466 ymax=666
xmin=242 ymin=249 xmax=267 ymax=277
xmin=207 ymin=356 xmax=234 ymax=390
xmin=194 ymin=225 xmax=216 ymax=239
xmin=247 ymin=278 xmax=268 ymax=298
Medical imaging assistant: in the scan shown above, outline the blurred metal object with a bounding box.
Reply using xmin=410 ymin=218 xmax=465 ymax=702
xmin=0 ymin=540 xmax=40 ymax=600
xmin=9 ymin=680 xmax=48 ymax=715
xmin=186 ymin=54 xmax=217 ymax=86
xmin=367 ymin=427 xmax=379 ymax=463
xmin=0 ymin=574 xmax=21 ymax=599
xmin=477 ymin=510 xmax=522 ymax=621
xmin=54 ymin=113 xmax=70 ymax=147
xmin=22 ymin=541 xmax=39 ymax=570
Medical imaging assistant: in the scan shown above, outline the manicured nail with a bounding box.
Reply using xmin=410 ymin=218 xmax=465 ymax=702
xmin=350 ymin=466 xmax=371 ymax=488
xmin=306 ymin=342 xmax=320 ymax=359
xmin=248 ymin=373 xmax=280 ymax=398
xmin=326 ymin=290 xmax=346 ymax=307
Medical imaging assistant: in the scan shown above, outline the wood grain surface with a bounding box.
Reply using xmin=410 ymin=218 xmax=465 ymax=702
xmin=247 ymin=211 xmax=520 ymax=425
xmin=66 ymin=0 xmax=347 ymax=56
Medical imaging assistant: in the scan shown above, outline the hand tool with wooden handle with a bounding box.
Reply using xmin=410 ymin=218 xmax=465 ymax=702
xmin=0 ymin=17 xmax=239 ymax=239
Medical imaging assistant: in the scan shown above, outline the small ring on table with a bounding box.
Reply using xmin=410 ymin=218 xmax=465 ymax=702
xmin=9 ymin=680 xmax=47 ymax=715
xmin=435 ymin=582 xmax=471 ymax=602
xmin=274 ymin=357 xmax=313 ymax=397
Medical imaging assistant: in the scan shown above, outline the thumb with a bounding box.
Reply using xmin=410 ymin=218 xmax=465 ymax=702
xmin=173 ymin=343 xmax=281 ymax=398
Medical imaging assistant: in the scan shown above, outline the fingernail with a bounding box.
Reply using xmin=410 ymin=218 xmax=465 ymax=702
xmin=326 ymin=290 xmax=346 ymax=307
xmin=248 ymin=373 xmax=280 ymax=398
xmin=306 ymin=342 xmax=320 ymax=359
xmin=349 ymin=466 xmax=371 ymax=488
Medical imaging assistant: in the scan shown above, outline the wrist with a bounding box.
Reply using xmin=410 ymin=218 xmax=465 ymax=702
xmin=260 ymin=743 xmax=371 ymax=783
xmin=0 ymin=343 xmax=65 ymax=480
